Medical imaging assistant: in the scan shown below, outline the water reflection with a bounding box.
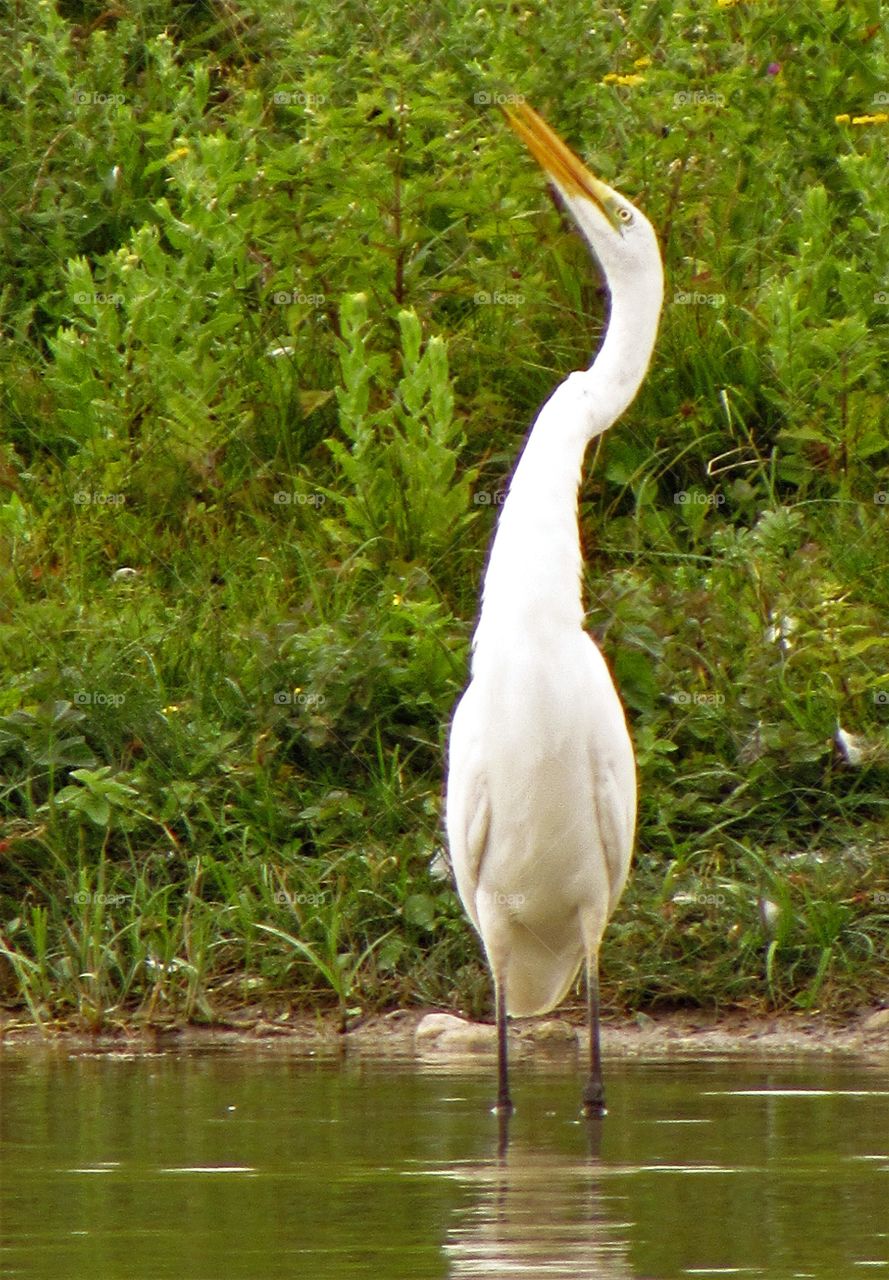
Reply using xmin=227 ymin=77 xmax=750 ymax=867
xmin=1 ymin=1049 xmax=887 ymax=1279
xmin=445 ymin=1122 xmax=635 ymax=1279
xmin=438 ymin=1062 xmax=889 ymax=1280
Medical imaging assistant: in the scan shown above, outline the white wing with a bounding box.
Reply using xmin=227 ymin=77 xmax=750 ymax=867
xmin=582 ymin=635 xmax=635 ymax=916
xmin=444 ymin=679 xmax=490 ymax=935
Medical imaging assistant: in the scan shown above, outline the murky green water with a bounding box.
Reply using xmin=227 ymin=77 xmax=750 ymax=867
xmin=1 ymin=1047 xmax=887 ymax=1278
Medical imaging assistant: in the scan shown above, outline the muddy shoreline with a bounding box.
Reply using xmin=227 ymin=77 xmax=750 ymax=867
xmin=2 ymin=1005 xmax=887 ymax=1061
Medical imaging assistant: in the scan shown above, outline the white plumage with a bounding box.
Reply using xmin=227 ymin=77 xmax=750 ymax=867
xmin=445 ymin=104 xmax=663 ymax=1115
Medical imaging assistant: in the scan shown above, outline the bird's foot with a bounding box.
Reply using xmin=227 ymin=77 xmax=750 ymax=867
xmin=493 ymin=1095 xmax=514 ymax=1116
xmin=581 ymin=1078 xmax=606 ymax=1117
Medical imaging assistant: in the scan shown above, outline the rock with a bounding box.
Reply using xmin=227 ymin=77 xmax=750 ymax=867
xmin=414 ymin=1012 xmax=577 ymax=1056
xmin=862 ymin=1008 xmax=889 ymax=1032
xmin=516 ymin=1018 xmax=578 ymax=1048
xmin=415 ymin=1013 xmax=503 ymax=1056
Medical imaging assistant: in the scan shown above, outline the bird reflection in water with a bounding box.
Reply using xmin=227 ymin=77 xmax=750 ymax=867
xmin=444 ymin=1118 xmax=635 ymax=1279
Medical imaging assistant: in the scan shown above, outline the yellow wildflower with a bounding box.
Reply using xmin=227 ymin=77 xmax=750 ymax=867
xmin=634 ymin=56 xmax=652 ymax=69
xmin=834 ymin=113 xmax=851 ymax=124
xmin=852 ymin=113 xmax=888 ymax=125
xmin=602 ymin=73 xmax=645 ymax=87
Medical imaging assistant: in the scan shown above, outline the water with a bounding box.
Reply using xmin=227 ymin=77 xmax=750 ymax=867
xmin=1 ymin=1047 xmax=887 ymax=1278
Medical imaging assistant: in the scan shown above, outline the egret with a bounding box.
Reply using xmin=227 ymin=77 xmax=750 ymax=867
xmin=445 ymin=104 xmax=663 ymax=1116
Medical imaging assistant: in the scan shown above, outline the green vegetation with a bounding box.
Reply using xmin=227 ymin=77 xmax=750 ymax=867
xmin=1 ymin=2 xmax=887 ymax=1030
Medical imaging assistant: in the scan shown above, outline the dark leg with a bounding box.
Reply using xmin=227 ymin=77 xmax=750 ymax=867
xmin=497 ymin=1106 xmax=510 ymax=1159
xmin=495 ymin=981 xmax=513 ymax=1115
xmin=581 ymin=957 xmax=605 ymax=1116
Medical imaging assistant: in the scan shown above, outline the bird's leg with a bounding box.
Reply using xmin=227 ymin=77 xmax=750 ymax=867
xmin=581 ymin=957 xmax=605 ymax=1116
xmin=497 ymin=1106 xmax=511 ymax=1158
xmin=495 ymin=981 xmax=513 ymax=1114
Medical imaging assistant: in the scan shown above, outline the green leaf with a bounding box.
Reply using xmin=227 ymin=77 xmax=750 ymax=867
xmin=403 ymin=893 xmax=436 ymax=929
xmin=82 ymin=794 xmax=112 ymax=827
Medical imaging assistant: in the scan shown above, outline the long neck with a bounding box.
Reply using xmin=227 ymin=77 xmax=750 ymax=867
xmin=472 ymin=281 xmax=659 ymax=661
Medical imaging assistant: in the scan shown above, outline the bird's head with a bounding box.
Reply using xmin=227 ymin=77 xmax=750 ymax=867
xmin=503 ymin=102 xmax=662 ymax=305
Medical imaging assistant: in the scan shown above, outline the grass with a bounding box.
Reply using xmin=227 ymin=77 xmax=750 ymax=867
xmin=0 ymin=0 xmax=887 ymax=1029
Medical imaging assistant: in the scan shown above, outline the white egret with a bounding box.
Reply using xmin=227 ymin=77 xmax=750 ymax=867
xmin=445 ymin=104 xmax=663 ymax=1115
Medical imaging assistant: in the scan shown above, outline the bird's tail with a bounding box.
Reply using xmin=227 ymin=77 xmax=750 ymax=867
xmin=502 ymin=933 xmax=585 ymax=1018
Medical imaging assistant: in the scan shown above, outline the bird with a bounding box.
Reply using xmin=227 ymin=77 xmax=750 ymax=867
xmin=445 ymin=103 xmax=663 ymax=1117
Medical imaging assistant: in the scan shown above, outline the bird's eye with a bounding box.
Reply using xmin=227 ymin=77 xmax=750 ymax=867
xmin=616 ymin=206 xmax=633 ymax=224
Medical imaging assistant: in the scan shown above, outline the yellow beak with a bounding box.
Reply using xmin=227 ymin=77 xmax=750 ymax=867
xmin=502 ymin=102 xmax=620 ymax=231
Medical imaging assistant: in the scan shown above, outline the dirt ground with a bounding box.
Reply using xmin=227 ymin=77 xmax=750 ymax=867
xmin=2 ymin=1004 xmax=887 ymax=1061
